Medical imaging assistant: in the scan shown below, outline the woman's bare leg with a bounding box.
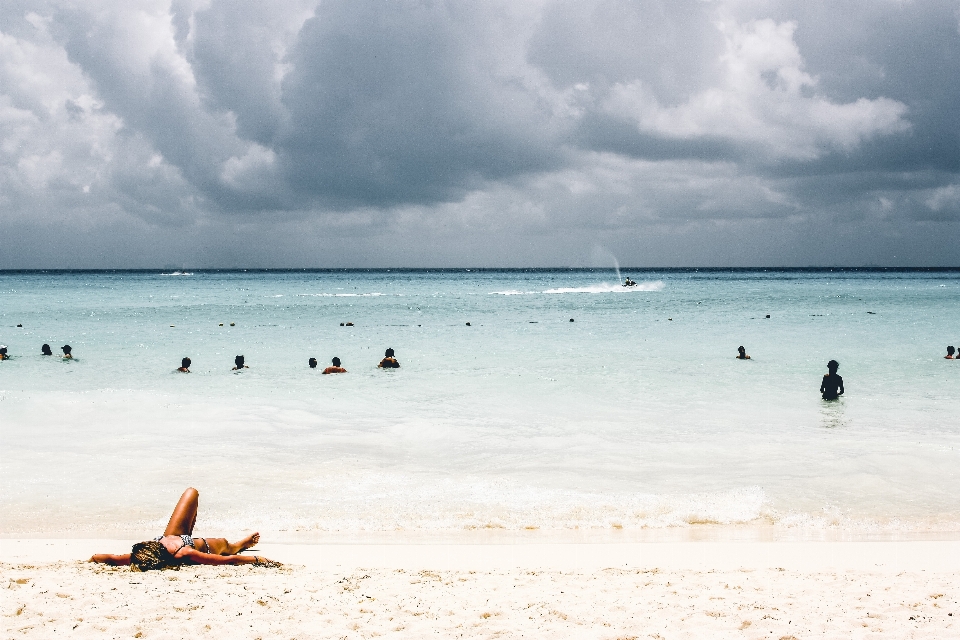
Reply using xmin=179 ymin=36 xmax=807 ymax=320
xmin=203 ymin=533 xmax=260 ymax=555
xmin=163 ymin=488 xmax=199 ymax=536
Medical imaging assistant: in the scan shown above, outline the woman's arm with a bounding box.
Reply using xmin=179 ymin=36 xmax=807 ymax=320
xmin=89 ymin=553 xmax=131 ymax=565
xmin=177 ymin=548 xmax=279 ymax=566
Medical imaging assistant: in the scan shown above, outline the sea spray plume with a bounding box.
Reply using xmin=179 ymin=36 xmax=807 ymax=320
xmin=588 ymin=245 xmax=623 ymax=282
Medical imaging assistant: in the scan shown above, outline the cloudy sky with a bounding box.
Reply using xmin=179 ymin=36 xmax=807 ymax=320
xmin=2 ymin=0 xmax=958 ymax=268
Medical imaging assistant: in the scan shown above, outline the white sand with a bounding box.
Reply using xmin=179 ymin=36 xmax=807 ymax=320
xmin=3 ymin=539 xmax=959 ymax=638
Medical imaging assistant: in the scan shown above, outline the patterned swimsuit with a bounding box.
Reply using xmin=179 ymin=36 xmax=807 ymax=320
xmin=154 ymin=534 xmax=196 ymax=552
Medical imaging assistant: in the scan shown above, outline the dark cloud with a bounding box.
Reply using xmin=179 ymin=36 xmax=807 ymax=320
xmin=276 ymin=0 xmax=566 ymax=208
xmin=0 ymin=0 xmax=957 ymax=266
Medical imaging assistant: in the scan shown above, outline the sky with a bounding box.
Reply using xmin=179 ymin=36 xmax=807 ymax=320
xmin=1 ymin=0 xmax=959 ymax=268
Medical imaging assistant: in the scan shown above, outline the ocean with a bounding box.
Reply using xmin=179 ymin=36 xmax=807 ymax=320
xmin=1 ymin=269 xmax=957 ymax=541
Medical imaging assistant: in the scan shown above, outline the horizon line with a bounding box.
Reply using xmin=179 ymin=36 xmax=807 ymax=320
xmin=2 ymin=266 xmax=959 ymax=273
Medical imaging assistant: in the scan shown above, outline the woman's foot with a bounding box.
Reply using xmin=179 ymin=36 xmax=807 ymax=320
xmin=236 ymin=532 xmax=259 ymax=552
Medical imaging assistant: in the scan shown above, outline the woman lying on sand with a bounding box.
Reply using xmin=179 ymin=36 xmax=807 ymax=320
xmin=90 ymin=488 xmax=280 ymax=571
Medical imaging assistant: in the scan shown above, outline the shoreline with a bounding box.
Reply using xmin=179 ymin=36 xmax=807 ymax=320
xmin=4 ymin=538 xmax=960 ymax=572
xmin=6 ymin=523 xmax=960 ymax=544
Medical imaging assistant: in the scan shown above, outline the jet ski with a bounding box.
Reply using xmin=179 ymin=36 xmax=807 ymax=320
xmin=622 ymin=277 xmax=637 ymax=287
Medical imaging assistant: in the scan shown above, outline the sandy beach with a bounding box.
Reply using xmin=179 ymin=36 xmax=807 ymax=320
xmin=3 ymin=539 xmax=958 ymax=638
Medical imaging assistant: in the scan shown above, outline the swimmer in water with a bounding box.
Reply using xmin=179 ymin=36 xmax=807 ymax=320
xmin=177 ymin=357 xmax=191 ymax=372
xmin=378 ymin=348 xmax=400 ymax=369
xmin=736 ymin=346 xmax=751 ymax=359
xmin=322 ymin=357 xmax=347 ymax=374
xmin=89 ymin=488 xmax=280 ymax=570
xmin=0 ymin=346 xmax=8 ymax=360
xmin=308 ymin=357 xmax=318 ymax=369
xmin=232 ymin=355 xmax=248 ymax=370
xmin=61 ymin=345 xmax=73 ymax=359
xmin=820 ymin=360 xmax=844 ymax=400
xmin=946 ymin=346 xmax=955 ymax=359
xmin=41 ymin=344 xmax=53 ymax=356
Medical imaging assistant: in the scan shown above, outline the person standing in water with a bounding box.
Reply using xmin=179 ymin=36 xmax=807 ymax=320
xmin=322 ymin=357 xmax=347 ymax=374
xmin=41 ymin=344 xmax=53 ymax=356
xmin=177 ymin=357 xmax=191 ymax=372
xmin=61 ymin=345 xmax=73 ymax=359
xmin=820 ymin=360 xmax=844 ymax=400
xmin=736 ymin=346 xmax=751 ymax=359
xmin=378 ymin=348 xmax=400 ymax=368
xmin=232 ymin=355 xmax=248 ymax=370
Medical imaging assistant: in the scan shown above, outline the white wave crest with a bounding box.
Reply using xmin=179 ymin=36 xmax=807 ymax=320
xmin=491 ymin=281 xmax=664 ymax=295
xmin=296 ymin=292 xmax=387 ymax=297
xmin=543 ymin=281 xmax=664 ymax=294
xmin=161 ymin=271 xmax=193 ymax=276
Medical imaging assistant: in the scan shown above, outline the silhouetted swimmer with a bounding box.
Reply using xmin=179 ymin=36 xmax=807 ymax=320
xmin=378 ymin=348 xmax=400 ymax=369
xmin=820 ymin=360 xmax=844 ymax=400
xmin=232 ymin=355 xmax=248 ymax=370
xmin=0 ymin=346 xmax=8 ymax=360
xmin=736 ymin=346 xmax=751 ymax=359
xmin=177 ymin=357 xmax=191 ymax=373
xmin=308 ymin=357 xmax=318 ymax=369
xmin=322 ymin=357 xmax=347 ymax=374
xmin=61 ymin=345 xmax=73 ymax=359
xmin=946 ymin=346 xmax=955 ymax=360
xmin=41 ymin=344 xmax=53 ymax=356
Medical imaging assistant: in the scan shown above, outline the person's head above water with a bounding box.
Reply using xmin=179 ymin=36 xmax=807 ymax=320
xmin=308 ymin=357 xmax=317 ymax=368
xmin=384 ymin=348 xmax=395 ymax=358
xmin=41 ymin=344 xmax=52 ymax=356
xmin=738 ymin=346 xmax=745 ymax=354
xmin=61 ymin=345 xmax=72 ymax=355
xmin=181 ymin=357 xmax=191 ymax=369
xmin=827 ymin=359 xmax=839 ymax=373
xmin=234 ymin=355 xmax=244 ymax=367
xmin=332 ymin=357 xmax=341 ymax=367
xmin=0 ymin=346 xmax=7 ymax=357
xmin=947 ymin=346 xmax=956 ymax=357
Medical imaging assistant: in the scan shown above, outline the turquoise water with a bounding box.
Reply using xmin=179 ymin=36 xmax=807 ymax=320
xmin=1 ymin=269 xmax=958 ymax=539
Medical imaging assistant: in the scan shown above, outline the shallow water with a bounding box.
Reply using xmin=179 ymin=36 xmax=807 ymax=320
xmin=1 ymin=269 xmax=958 ymax=539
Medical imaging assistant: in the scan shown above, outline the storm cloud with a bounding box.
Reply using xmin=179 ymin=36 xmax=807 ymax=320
xmin=1 ymin=0 xmax=958 ymax=267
